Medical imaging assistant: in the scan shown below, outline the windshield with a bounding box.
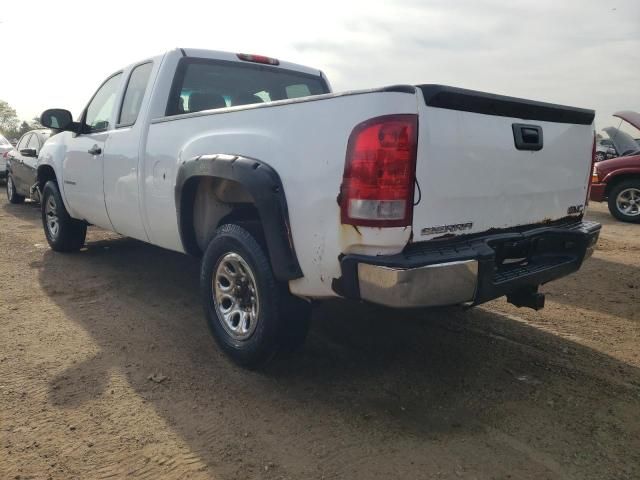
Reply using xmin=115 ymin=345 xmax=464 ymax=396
xmin=0 ymin=135 xmax=9 ymax=146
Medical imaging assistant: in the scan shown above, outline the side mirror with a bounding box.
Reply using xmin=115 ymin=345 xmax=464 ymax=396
xmin=40 ymin=108 xmax=75 ymax=131
xmin=20 ymin=148 xmax=37 ymax=157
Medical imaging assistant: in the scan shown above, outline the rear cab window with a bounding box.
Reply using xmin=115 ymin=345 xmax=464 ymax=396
xmin=166 ymin=58 xmax=329 ymax=116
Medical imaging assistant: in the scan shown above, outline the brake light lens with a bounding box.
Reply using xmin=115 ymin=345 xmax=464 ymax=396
xmin=340 ymin=114 xmax=418 ymax=227
xmin=236 ymin=53 xmax=279 ymax=65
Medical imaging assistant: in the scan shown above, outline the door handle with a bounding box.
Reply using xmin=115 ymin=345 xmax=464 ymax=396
xmin=88 ymin=145 xmax=102 ymax=155
xmin=512 ymin=123 xmax=543 ymax=151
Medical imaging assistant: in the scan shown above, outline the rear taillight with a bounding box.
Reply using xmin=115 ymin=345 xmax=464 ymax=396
xmin=340 ymin=114 xmax=418 ymax=227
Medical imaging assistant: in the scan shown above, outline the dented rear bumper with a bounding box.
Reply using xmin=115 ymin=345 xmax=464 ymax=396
xmin=337 ymin=220 xmax=600 ymax=308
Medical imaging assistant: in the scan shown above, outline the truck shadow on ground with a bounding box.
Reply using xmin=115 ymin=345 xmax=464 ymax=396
xmin=5 ymin=201 xmax=638 ymax=477
xmin=27 ymin=229 xmax=640 ymax=479
xmin=542 ymin=255 xmax=640 ymax=321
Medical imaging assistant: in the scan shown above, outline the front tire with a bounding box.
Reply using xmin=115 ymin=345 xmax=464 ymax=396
xmin=6 ymin=175 xmax=25 ymax=204
xmin=607 ymin=180 xmax=640 ymax=223
xmin=200 ymin=223 xmax=310 ymax=368
xmin=41 ymin=181 xmax=87 ymax=252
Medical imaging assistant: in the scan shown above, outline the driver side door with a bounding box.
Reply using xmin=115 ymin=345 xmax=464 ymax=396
xmin=62 ymin=72 xmax=122 ymax=230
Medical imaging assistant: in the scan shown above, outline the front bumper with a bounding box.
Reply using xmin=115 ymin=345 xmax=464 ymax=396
xmin=589 ymin=183 xmax=606 ymax=202
xmin=337 ymin=220 xmax=600 ymax=308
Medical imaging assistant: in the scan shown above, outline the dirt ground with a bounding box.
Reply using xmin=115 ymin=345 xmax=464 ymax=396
xmin=1 ymin=189 xmax=638 ymax=480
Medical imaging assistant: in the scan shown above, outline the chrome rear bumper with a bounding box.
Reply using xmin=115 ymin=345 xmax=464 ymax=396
xmin=337 ymin=220 xmax=601 ymax=309
xmin=358 ymin=260 xmax=478 ymax=308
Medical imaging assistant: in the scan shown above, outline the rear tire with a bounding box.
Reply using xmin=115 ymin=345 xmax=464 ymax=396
xmin=6 ymin=175 xmax=24 ymax=204
xmin=41 ymin=181 xmax=87 ymax=252
xmin=200 ymin=223 xmax=310 ymax=368
xmin=607 ymin=180 xmax=640 ymax=223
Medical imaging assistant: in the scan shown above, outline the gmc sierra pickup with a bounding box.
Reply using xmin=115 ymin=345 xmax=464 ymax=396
xmin=37 ymin=48 xmax=600 ymax=367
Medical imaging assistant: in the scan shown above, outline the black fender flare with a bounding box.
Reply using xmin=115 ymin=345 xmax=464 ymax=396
xmin=175 ymin=154 xmax=303 ymax=281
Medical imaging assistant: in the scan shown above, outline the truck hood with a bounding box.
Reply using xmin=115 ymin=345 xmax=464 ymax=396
xmin=603 ymin=126 xmax=640 ymax=157
xmin=613 ymin=110 xmax=640 ymax=130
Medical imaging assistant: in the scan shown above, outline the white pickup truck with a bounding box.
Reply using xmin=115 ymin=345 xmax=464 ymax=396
xmin=38 ymin=48 xmax=600 ymax=367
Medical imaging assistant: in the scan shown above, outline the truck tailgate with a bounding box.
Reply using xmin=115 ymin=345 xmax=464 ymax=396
xmin=413 ymin=85 xmax=595 ymax=240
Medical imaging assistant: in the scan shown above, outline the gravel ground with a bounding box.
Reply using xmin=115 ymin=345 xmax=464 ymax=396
xmin=1 ymin=190 xmax=639 ymax=480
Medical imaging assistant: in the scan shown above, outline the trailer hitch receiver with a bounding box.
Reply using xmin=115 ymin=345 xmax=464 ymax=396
xmin=507 ymin=286 xmax=546 ymax=311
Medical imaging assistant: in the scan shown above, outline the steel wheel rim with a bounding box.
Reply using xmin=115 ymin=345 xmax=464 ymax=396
xmin=7 ymin=177 xmax=14 ymax=200
xmin=212 ymin=252 xmax=260 ymax=341
xmin=45 ymin=196 xmax=60 ymax=238
xmin=616 ymin=188 xmax=640 ymax=217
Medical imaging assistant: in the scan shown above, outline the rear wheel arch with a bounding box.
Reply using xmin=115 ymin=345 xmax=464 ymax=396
xmin=175 ymin=155 xmax=302 ymax=281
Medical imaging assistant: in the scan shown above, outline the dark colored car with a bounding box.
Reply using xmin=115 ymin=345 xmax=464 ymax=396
xmin=6 ymin=129 xmax=52 ymax=204
xmin=590 ymin=111 xmax=640 ymax=223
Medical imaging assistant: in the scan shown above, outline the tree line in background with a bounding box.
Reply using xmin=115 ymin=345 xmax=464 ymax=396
xmin=0 ymin=100 xmax=43 ymax=142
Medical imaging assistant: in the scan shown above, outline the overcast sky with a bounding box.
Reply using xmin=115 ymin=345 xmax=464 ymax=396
xmin=1 ymin=0 xmax=638 ymax=130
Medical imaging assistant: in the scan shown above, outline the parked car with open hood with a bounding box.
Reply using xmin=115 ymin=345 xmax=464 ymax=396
xmin=6 ymin=129 xmax=52 ymax=203
xmin=591 ymin=111 xmax=640 ymax=222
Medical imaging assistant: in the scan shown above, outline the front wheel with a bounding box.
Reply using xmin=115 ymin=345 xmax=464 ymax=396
xmin=200 ymin=223 xmax=310 ymax=368
xmin=6 ymin=175 xmax=25 ymax=204
xmin=607 ymin=180 xmax=640 ymax=223
xmin=41 ymin=181 xmax=87 ymax=251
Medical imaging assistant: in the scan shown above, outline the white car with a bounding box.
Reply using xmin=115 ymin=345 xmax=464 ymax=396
xmin=36 ymin=48 xmax=600 ymax=367
xmin=0 ymin=134 xmax=14 ymax=179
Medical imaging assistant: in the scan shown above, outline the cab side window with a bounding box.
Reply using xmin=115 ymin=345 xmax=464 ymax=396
xmin=84 ymin=73 xmax=123 ymax=133
xmin=118 ymin=62 xmax=153 ymax=127
xmin=27 ymin=134 xmax=40 ymax=154
xmin=17 ymin=134 xmax=31 ymax=151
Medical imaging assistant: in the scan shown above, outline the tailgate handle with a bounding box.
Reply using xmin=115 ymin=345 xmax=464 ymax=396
xmin=512 ymin=123 xmax=543 ymax=151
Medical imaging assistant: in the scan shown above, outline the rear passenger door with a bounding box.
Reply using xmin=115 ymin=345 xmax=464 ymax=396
xmin=103 ymin=61 xmax=155 ymax=241
xmin=23 ymin=133 xmax=41 ymax=188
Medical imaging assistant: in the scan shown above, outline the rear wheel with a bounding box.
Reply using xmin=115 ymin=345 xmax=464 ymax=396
xmin=41 ymin=181 xmax=87 ymax=251
xmin=6 ymin=175 xmax=24 ymax=204
xmin=200 ymin=223 xmax=310 ymax=368
xmin=608 ymin=180 xmax=640 ymax=223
